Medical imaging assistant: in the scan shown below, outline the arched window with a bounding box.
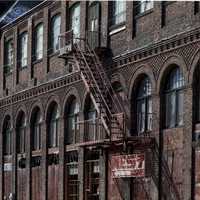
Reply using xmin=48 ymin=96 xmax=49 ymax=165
xmin=31 ymin=108 xmax=42 ymax=151
xmin=70 ymin=3 xmax=80 ymax=39
xmin=51 ymin=15 xmax=61 ymax=52
xmin=66 ymin=98 xmax=79 ymax=145
xmin=48 ymin=104 xmax=59 ymax=148
xmin=3 ymin=116 xmax=12 ymax=155
xmin=136 ymin=77 xmax=152 ymax=133
xmin=35 ymin=23 xmax=43 ymax=60
xmin=16 ymin=112 xmax=26 ymax=154
xmin=164 ymin=67 xmax=185 ymax=128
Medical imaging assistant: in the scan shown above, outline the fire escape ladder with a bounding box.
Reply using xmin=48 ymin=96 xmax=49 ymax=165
xmin=65 ymin=34 xmax=126 ymax=141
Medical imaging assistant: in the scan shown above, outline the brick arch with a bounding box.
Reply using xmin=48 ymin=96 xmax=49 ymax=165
xmin=156 ymin=55 xmax=188 ymax=94
xmin=62 ymin=87 xmax=81 ymax=118
xmin=128 ymin=64 xmax=156 ymax=100
xmin=188 ymin=49 xmax=200 ymax=85
xmin=28 ymin=100 xmax=44 ymax=124
xmin=44 ymin=95 xmax=61 ymax=122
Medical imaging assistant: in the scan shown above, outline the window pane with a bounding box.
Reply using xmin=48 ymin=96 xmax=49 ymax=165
xmin=166 ymin=92 xmax=176 ymax=128
xmin=140 ymin=0 xmax=154 ymax=13
xmin=20 ymin=33 xmax=28 ymax=67
xmin=52 ymin=15 xmax=61 ymax=52
xmin=35 ymin=24 xmax=43 ymax=60
xmin=112 ymin=1 xmax=126 ymax=25
xmin=177 ymin=91 xmax=184 ymax=126
xmin=5 ymin=40 xmax=14 ymax=72
xmin=147 ymin=98 xmax=152 ymax=131
xmin=71 ymin=4 xmax=80 ymax=39
xmin=137 ymin=99 xmax=145 ymax=133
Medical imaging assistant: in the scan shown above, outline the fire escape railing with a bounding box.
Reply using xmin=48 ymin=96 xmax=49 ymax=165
xmin=59 ymin=30 xmax=126 ymax=141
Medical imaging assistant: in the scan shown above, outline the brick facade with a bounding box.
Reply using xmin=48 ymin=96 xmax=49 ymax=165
xmin=0 ymin=1 xmax=200 ymax=200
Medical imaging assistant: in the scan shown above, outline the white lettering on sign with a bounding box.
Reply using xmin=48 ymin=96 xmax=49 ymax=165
xmin=111 ymin=153 xmax=145 ymax=178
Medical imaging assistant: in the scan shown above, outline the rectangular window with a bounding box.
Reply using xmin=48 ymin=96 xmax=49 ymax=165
xmin=4 ymin=39 xmax=14 ymax=73
xmin=111 ymin=1 xmax=126 ymax=26
xmin=19 ymin=32 xmax=28 ymax=68
xmin=70 ymin=4 xmax=80 ymax=40
xmin=35 ymin=24 xmax=43 ymax=60
xmin=135 ymin=0 xmax=154 ymax=15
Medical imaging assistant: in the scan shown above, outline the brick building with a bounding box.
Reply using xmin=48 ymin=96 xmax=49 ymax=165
xmin=0 ymin=1 xmax=200 ymax=200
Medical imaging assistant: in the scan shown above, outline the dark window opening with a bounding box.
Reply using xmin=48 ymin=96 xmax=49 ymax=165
xmin=16 ymin=112 xmax=26 ymax=154
xmin=47 ymin=103 xmax=59 ymax=148
xmin=3 ymin=116 xmax=12 ymax=156
xmin=31 ymin=108 xmax=42 ymax=151
xmin=164 ymin=67 xmax=184 ymax=128
xmin=136 ymin=77 xmax=152 ymax=133
xmin=66 ymin=151 xmax=79 ymax=200
xmin=65 ymin=98 xmax=79 ymax=145
xmin=194 ymin=1 xmax=199 ymax=15
xmin=85 ymin=150 xmax=100 ymax=200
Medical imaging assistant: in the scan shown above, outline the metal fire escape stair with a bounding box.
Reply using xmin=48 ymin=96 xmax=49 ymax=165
xmin=73 ymin=41 xmax=126 ymax=141
xmin=58 ymin=31 xmax=180 ymax=200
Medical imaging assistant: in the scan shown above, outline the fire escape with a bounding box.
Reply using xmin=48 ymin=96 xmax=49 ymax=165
xmin=58 ymin=30 xmax=181 ymax=200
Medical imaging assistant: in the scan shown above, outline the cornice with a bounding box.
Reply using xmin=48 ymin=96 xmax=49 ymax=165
xmin=112 ymin=25 xmax=200 ymax=69
xmin=0 ymin=71 xmax=81 ymax=109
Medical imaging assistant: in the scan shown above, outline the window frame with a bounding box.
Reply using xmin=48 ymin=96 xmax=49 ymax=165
xmin=34 ymin=23 xmax=44 ymax=60
xmin=134 ymin=0 xmax=154 ymax=16
xmin=48 ymin=104 xmax=59 ymax=148
xmin=3 ymin=118 xmax=12 ymax=156
xmin=51 ymin=14 xmax=61 ymax=53
xmin=110 ymin=1 xmax=126 ymax=26
xmin=136 ymin=77 xmax=152 ymax=134
xmin=66 ymin=99 xmax=79 ymax=145
xmin=70 ymin=3 xmax=81 ymax=39
xmin=4 ymin=39 xmax=14 ymax=74
xmin=16 ymin=114 xmax=26 ymax=154
xmin=19 ymin=32 xmax=28 ymax=68
xmin=32 ymin=110 xmax=42 ymax=151
xmin=164 ymin=67 xmax=185 ymax=129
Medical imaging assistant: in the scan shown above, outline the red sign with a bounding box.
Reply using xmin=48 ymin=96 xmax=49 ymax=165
xmin=111 ymin=154 xmax=145 ymax=178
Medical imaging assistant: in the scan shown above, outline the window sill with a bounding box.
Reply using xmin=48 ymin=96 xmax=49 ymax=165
xmin=48 ymin=147 xmax=59 ymax=154
xmin=32 ymin=150 xmax=42 ymax=156
xmin=17 ymin=153 xmax=26 ymax=158
xmin=109 ymin=24 xmax=126 ymax=36
xmin=32 ymin=58 xmax=43 ymax=65
xmin=135 ymin=9 xmax=154 ymax=20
